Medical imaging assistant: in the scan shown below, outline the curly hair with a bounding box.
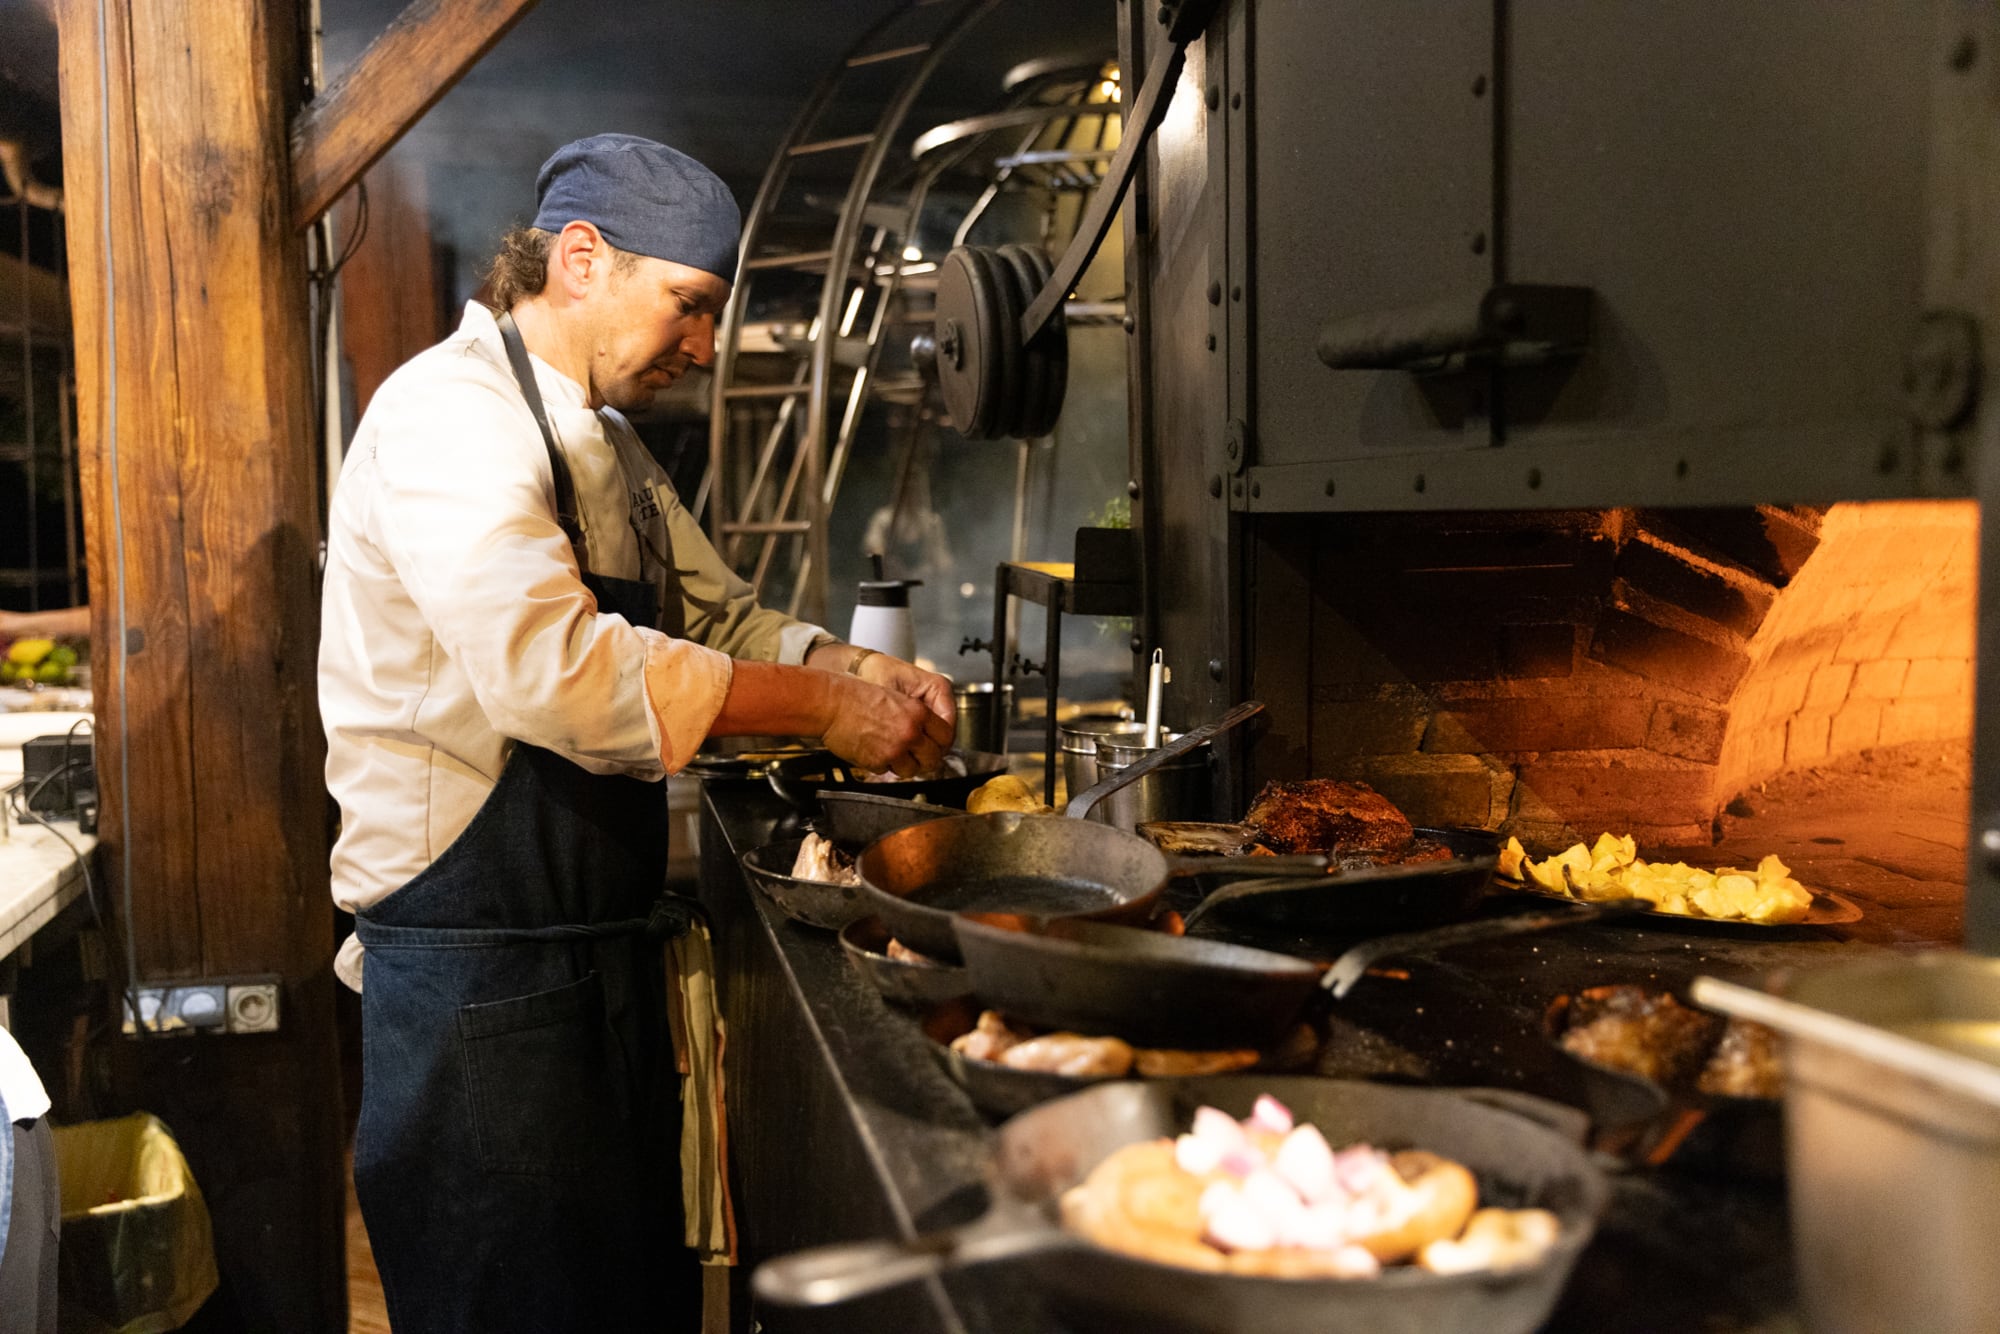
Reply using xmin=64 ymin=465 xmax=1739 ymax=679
xmin=481 ymin=225 xmax=641 ymax=310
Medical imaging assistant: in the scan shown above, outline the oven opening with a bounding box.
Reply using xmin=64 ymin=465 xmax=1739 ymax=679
xmin=1253 ymin=500 xmax=1973 ymax=947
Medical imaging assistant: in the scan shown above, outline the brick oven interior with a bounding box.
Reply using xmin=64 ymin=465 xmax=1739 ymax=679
xmin=1250 ymin=500 xmax=1974 ymax=946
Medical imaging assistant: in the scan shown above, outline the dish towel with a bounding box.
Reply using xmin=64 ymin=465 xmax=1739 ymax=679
xmin=667 ymin=911 xmax=737 ymax=1269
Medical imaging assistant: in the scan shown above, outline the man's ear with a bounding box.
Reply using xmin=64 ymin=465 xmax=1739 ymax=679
xmin=550 ymin=221 xmax=611 ymax=298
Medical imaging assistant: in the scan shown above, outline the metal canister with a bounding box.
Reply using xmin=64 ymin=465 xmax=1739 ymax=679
xmin=1057 ymin=716 xmax=1145 ymax=800
xmin=1087 ymin=732 xmax=1211 ymax=831
xmin=1694 ymin=958 xmax=2000 ymax=1334
xmin=952 ymin=682 xmax=1013 ymax=754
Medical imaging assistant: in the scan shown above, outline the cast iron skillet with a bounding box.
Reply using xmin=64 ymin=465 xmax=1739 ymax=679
xmin=918 ymin=996 xmax=1321 ymax=1120
xmin=951 ymin=897 xmax=1649 ymax=1051
xmin=1178 ymin=827 xmax=1501 ymax=933
xmin=838 ymin=916 xmax=970 ymax=1007
xmin=753 ymin=1075 xmax=1610 ymax=1334
xmin=855 ymin=812 xmax=1331 ymax=963
xmin=813 ymin=789 xmax=961 ymax=852
xmin=764 ymin=747 xmax=1010 ymax=816
xmin=738 ymin=838 xmax=872 ymax=931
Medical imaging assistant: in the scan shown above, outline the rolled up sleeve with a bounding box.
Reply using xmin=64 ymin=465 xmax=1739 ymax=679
xmin=366 ymin=378 xmax=729 ymax=776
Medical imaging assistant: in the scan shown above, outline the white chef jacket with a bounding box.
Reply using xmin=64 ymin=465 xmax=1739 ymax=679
xmin=321 ymin=303 xmax=827 ymax=988
xmin=0 ymin=1026 xmax=48 ymax=1126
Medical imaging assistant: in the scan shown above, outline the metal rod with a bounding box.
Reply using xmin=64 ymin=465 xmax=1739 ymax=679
xmin=21 ymin=194 xmax=36 ymax=609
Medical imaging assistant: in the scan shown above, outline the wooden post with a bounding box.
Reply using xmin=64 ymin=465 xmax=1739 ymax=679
xmin=53 ymin=0 xmax=346 ymax=1327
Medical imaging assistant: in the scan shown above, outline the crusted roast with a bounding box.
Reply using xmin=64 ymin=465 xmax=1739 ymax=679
xmin=1244 ymin=779 xmax=1414 ymax=856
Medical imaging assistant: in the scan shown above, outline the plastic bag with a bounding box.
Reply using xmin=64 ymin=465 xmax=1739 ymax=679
xmin=53 ymin=1113 xmax=218 ymax=1334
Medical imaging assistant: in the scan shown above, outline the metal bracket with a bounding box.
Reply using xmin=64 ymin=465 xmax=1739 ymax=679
xmin=1017 ymin=0 xmax=1224 ymax=343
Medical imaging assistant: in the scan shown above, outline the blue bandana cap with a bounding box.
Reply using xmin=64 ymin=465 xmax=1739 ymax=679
xmin=531 ymin=133 xmax=740 ymax=283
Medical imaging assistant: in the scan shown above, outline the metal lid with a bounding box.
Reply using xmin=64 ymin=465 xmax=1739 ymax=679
xmin=1096 ymin=732 xmax=1207 ymax=771
xmin=1057 ymin=718 xmax=1146 ymax=755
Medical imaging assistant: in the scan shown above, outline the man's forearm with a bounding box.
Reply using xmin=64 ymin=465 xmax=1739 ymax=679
xmin=708 ymin=660 xmax=836 ymax=738
xmin=0 ymin=606 xmax=90 ymax=640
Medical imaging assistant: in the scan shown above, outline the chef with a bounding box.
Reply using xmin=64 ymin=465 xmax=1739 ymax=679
xmin=318 ymin=133 xmax=953 ymax=1331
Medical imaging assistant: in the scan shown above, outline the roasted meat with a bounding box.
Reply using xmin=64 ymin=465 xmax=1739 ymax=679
xmin=1697 ymin=1019 xmax=1784 ymax=1099
xmin=1245 ymin=779 xmax=1414 ymax=857
xmin=1558 ymin=986 xmax=1722 ymax=1087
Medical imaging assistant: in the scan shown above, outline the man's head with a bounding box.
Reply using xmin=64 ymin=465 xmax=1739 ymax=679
xmin=485 ymin=134 xmax=740 ymax=413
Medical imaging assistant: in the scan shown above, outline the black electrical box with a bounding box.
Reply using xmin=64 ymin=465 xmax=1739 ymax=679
xmin=22 ymin=731 xmax=96 ymax=819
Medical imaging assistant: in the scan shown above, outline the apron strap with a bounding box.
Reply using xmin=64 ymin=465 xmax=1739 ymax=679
xmin=495 ymin=308 xmax=588 ymax=560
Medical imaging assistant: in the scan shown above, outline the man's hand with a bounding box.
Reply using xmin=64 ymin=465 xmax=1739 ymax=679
xmin=854 ymin=653 xmax=956 ymax=728
xmin=821 ymin=672 xmax=954 ymax=777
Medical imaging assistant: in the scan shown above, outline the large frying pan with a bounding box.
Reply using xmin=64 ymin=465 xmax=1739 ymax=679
xmin=764 ymin=747 xmax=1012 ymax=815
xmin=952 ymin=898 xmax=1649 ymax=1050
xmin=753 ymin=1076 xmax=1609 ymax=1334
xmin=855 ymin=813 xmax=1330 ymax=962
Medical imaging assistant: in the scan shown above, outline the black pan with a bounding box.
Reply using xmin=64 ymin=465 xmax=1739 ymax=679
xmin=813 ymin=789 xmax=961 ymax=852
xmin=765 ymin=747 xmax=1010 ymax=815
xmin=918 ymin=997 xmax=1322 ymax=1119
xmin=856 ymin=812 xmax=1331 ymax=962
xmin=753 ymin=1076 xmax=1610 ymax=1334
xmin=739 ymin=839 xmax=872 ymax=931
xmin=1542 ymin=987 xmax=1783 ymax=1177
xmin=838 ymin=916 xmax=970 ymax=1007
xmin=1179 ymin=827 xmax=1500 ymax=932
xmin=953 ymin=898 xmax=1650 ymax=1051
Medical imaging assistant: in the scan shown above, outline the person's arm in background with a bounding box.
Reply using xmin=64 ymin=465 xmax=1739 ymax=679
xmin=656 ymin=483 xmax=956 ymax=726
xmin=0 ymin=606 xmax=89 ymax=642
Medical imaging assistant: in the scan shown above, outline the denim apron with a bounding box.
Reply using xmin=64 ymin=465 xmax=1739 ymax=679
xmin=353 ymin=313 xmax=697 ymax=1332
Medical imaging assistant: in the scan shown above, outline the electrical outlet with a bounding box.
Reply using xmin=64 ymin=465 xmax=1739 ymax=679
xmin=122 ymin=975 xmax=281 ymax=1036
xmin=226 ymin=983 xmax=279 ymax=1033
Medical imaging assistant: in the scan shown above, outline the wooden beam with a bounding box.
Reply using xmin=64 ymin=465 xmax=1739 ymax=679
xmin=54 ymin=0 xmax=345 ymax=1325
xmin=290 ymin=0 xmax=541 ymax=229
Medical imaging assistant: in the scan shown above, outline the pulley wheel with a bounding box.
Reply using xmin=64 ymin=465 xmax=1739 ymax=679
xmin=933 ymin=247 xmax=1014 ymax=439
xmin=995 ymin=245 xmax=1050 ymax=439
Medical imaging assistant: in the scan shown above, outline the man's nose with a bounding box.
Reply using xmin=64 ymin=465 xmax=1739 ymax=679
xmin=684 ymin=315 xmax=717 ymax=368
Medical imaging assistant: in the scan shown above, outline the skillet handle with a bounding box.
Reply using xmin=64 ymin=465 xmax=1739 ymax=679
xmin=752 ymin=1213 xmax=1074 ymax=1307
xmin=1322 ymin=898 xmax=1650 ymax=998
xmin=766 ymin=750 xmax=847 ymax=813
xmin=1452 ymin=1087 xmax=1594 ymax=1145
xmin=1165 ymin=852 xmax=1330 ymax=878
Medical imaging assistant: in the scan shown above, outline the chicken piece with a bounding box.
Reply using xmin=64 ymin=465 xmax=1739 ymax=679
xmin=885 ymin=938 xmax=940 ymax=966
xmin=1559 ymin=987 xmax=1722 ymax=1087
xmin=788 ymin=832 xmax=859 ymax=886
xmin=1244 ymin=779 xmax=1413 ymax=857
xmin=1133 ymin=1046 xmax=1261 ymax=1077
xmin=1697 ymin=1019 xmax=1784 ymax=1099
xmin=999 ymin=1032 xmax=1136 ymax=1077
xmin=950 ymin=1009 xmax=1033 ymax=1062
xmin=1419 ymin=1208 xmax=1561 ymax=1275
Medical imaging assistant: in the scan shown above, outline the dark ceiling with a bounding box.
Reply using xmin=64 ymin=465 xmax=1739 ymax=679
xmin=0 ymin=0 xmax=1112 ymax=278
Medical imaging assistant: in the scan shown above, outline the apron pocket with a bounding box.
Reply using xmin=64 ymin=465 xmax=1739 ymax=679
xmin=458 ymin=972 xmax=620 ymax=1176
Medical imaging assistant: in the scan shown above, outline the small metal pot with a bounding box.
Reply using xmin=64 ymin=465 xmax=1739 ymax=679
xmin=1090 ymin=733 xmax=1211 ymax=831
xmin=1058 ymin=717 xmax=1146 ymax=803
xmin=953 ymin=681 xmax=1014 ymax=754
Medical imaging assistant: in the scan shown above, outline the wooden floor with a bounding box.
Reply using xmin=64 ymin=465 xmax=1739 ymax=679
xmin=345 ymin=1152 xmax=390 ymax=1334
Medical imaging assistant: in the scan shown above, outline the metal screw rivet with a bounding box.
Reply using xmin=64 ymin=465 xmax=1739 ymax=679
xmin=1251 ymin=481 xmax=1262 ymax=499
xmin=1324 ymin=479 xmax=1336 ymax=496
xmin=1208 ymin=658 xmax=1224 ymax=681
xmin=1231 ymin=92 xmax=1242 ymax=110
xmin=1121 ymin=314 xmax=1136 ymax=333
xmin=1233 ymin=479 xmax=1244 ymax=497
xmin=1676 ymin=459 xmax=1689 ymax=478
xmin=1878 ymin=443 xmax=1902 ymax=474
xmin=1471 ymin=232 xmax=1488 ymax=255
xmin=1952 ymin=34 xmax=1978 ymax=71
xmin=1209 ymin=474 xmax=1223 ymax=497
xmin=1527 ymin=468 xmax=1542 ymax=489
xmin=1207 ymin=281 xmax=1222 ymax=305
xmin=1472 ymin=74 xmax=1488 ymax=96
xmin=1414 ymin=474 xmax=1427 ymax=493
xmin=1126 ymin=479 xmax=1141 ymax=497
xmin=1230 ymin=285 xmax=1242 ymax=302
xmin=1206 ymin=84 xmax=1220 ymax=110
xmin=1207 ymin=334 xmax=1216 ymax=351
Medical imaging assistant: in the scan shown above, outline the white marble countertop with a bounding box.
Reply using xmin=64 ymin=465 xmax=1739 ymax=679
xmin=0 ymin=710 xmax=98 ymax=960
xmin=0 ymin=815 xmax=94 ymax=961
